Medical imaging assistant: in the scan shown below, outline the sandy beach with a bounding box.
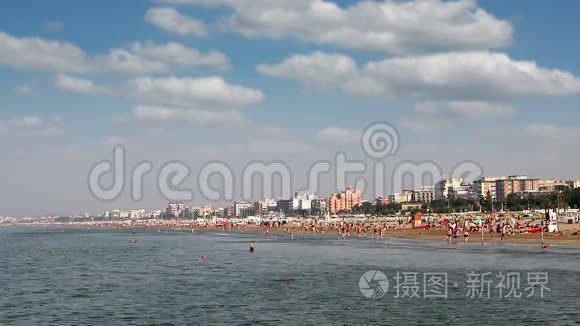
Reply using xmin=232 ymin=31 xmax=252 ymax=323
xmin=15 ymin=220 xmax=580 ymax=245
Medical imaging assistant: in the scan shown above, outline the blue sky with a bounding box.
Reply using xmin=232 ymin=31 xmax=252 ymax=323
xmin=1 ymin=0 xmax=580 ymax=216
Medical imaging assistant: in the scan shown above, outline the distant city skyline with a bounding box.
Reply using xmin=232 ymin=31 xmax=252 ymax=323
xmin=4 ymin=173 xmax=579 ymax=218
xmin=2 ymin=0 xmax=580 ymax=216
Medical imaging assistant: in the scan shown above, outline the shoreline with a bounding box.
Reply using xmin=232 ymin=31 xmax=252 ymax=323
xmin=7 ymin=223 xmax=580 ymax=246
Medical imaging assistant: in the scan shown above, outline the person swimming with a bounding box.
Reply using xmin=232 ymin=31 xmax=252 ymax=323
xmin=249 ymin=241 xmax=256 ymax=253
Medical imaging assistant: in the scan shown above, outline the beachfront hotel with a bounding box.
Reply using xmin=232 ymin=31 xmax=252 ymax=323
xmin=473 ymin=176 xmax=506 ymax=201
xmin=328 ymin=188 xmax=362 ymax=214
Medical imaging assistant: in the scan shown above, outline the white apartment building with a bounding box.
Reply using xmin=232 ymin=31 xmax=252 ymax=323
xmin=389 ymin=191 xmax=414 ymax=203
xmin=109 ymin=210 xmax=131 ymax=219
xmin=311 ymin=198 xmax=327 ymax=214
xmin=166 ymin=202 xmax=186 ymax=217
xmin=435 ymin=178 xmax=463 ymax=200
xmin=239 ymin=207 xmax=255 ymax=218
xmin=233 ymin=201 xmax=254 ymax=217
xmin=452 ymin=184 xmax=477 ymax=200
xmin=129 ymin=209 xmax=146 ymax=219
xmin=276 ymin=198 xmax=300 ymax=215
xmin=412 ymin=186 xmax=435 ymax=203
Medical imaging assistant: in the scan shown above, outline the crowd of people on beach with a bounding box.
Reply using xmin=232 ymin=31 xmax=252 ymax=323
xmin=29 ymin=212 xmax=578 ymax=244
xmin=254 ymin=216 xmax=569 ymax=243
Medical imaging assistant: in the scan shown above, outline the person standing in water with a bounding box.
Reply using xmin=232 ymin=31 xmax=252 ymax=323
xmin=249 ymin=241 xmax=256 ymax=252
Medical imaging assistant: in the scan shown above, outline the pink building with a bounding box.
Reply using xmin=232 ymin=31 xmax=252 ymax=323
xmin=328 ymin=188 xmax=361 ymax=214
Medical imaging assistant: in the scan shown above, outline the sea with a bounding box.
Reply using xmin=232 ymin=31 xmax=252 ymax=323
xmin=0 ymin=226 xmax=579 ymax=325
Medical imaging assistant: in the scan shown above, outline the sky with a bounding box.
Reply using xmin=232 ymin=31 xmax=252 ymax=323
xmin=1 ymin=0 xmax=580 ymax=216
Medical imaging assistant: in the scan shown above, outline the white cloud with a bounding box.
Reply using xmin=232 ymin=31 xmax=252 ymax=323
xmin=316 ymin=126 xmax=360 ymax=143
xmin=129 ymin=41 xmax=229 ymax=70
xmin=0 ymin=31 xmax=225 ymax=74
xmin=53 ymin=74 xmax=265 ymax=107
xmin=145 ymin=7 xmax=207 ymax=36
xmin=398 ymin=101 xmax=515 ymax=133
xmin=133 ymin=105 xmax=245 ymax=126
xmin=257 ymin=52 xmax=357 ymax=88
xmin=123 ymin=76 xmax=264 ymax=108
xmin=415 ymin=101 xmax=516 ymax=118
xmin=0 ymin=115 xmax=64 ymax=136
xmin=154 ymin=0 xmax=512 ymax=54
xmin=0 ymin=31 xmax=93 ymax=73
xmin=43 ymin=21 xmax=64 ymax=32
xmin=54 ymin=75 xmax=263 ymax=127
xmin=53 ymin=75 xmax=263 ymax=106
xmin=362 ymin=52 xmax=580 ymax=100
xmin=0 ymin=31 xmax=167 ymax=74
xmin=526 ymin=124 xmax=580 ymax=139
xmin=259 ymin=51 xmax=580 ymax=101
xmin=54 ymin=74 xmax=109 ymax=94
xmin=94 ymin=49 xmax=169 ymax=75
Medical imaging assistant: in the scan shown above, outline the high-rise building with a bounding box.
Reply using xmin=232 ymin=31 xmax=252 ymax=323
xmin=328 ymin=188 xmax=361 ymax=214
xmin=435 ymin=178 xmax=462 ymax=200
xmin=276 ymin=193 xmax=321 ymax=216
xmin=254 ymin=198 xmax=277 ymax=216
xmin=295 ymin=193 xmax=316 ymax=212
xmin=239 ymin=207 xmax=255 ymax=218
xmin=311 ymin=198 xmax=328 ymax=215
xmin=276 ymin=198 xmax=299 ymax=216
xmin=194 ymin=205 xmax=213 ymax=218
xmin=451 ymin=183 xmax=477 ymax=200
xmin=166 ymin=202 xmax=186 ymax=217
xmin=233 ymin=201 xmax=253 ymax=217
xmin=495 ymin=176 xmax=539 ymax=202
xmin=473 ymin=176 xmax=506 ymax=200
xmin=412 ymin=186 xmax=435 ymax=203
